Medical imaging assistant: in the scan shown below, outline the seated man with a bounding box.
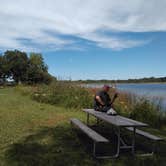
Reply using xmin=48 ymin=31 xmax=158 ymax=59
xmin=94 ymin=85 xmax=118 ymax=114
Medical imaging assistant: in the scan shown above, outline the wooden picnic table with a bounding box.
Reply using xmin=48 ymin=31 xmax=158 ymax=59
xmin=83 ymin=109 xmax=148 ymax=158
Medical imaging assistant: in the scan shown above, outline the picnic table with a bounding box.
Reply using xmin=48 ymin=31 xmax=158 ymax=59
xmin=82 ymin=109 xmax=148 ymax=158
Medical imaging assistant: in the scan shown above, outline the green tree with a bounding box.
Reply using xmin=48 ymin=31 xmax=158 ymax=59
xmin=0 ymin=56 xmax=3 ymax=77
xmin=3 ymin=50 xmax=29 ymax=83
xmin=1 ymin=50 xmax=54 ymax=84
xmin=27 ymin=53 xmax=52 ymax=84
xmin=0 ymin=55 xmax=5 ymax=82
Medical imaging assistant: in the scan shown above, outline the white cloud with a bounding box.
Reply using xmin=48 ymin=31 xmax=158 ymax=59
xmin=80 ymin=33 xmax=150 ymax=50
xmin=0 ymin=0 xmax=166 ymax=51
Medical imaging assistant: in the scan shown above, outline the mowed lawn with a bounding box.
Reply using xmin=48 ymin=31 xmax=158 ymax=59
xmin=0 ymin=88 xmax=165 ymax=166
xmin=0 ymin=88 xmax=88 ymax=166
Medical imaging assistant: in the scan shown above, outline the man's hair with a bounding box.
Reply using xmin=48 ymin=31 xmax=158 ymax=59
xmin=103 ymin=84 xmax=110 ymax=90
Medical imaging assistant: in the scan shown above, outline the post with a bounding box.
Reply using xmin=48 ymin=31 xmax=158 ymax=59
xmin=132 ymin=127 xmax=136 ymax=155
xmin=87 ymin=113 xmax=89 ymax=125
xmin=96 ymin=118 xmax=99 ymax=125
xmin=117 ymin=127 xmax=120 ymax=157
xmin=114 ymin=127 xmax=120 ymax=158
xmin=152 ymin=141 xmax=156 ymax=155
xmin=93 ymin=142 xmax=96 ymax=157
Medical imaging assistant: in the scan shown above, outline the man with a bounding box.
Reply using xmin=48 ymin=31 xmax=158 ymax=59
xmin=94 ymin=85 xmax=118 ymax=114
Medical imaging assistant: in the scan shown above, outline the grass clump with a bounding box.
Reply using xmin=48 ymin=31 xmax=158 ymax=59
xmin=130 ymin=97 xmax=166 ymax=128
xmin=16 ymin=82 xmax=93 ymax=109
xmin=111 ymin=91 xmax=166 ymax=128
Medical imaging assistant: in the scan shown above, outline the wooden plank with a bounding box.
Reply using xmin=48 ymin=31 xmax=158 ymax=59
xmin=70 ymin=118 xmax=109 ymax=143
xmin=118 ymin=116 xmax=148 ymax=127
xmin=83 ymin=109 xmax=132 ymax=126
xmin=83 ymin=109 xmax=148 ymax=127
xmin=126 ymin=127 xmax=163 ymax=141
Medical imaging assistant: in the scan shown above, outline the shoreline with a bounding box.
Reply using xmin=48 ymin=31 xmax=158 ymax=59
xmin=81 ymin=82 xmax=166 ymax=84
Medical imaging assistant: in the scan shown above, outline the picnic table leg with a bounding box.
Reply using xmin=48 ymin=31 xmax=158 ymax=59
xmin=87 ymin=113 xmax=89 ymax=125
xmin=112 ymin=127 xmax=121 ymax=158
xmin=132 ymin=127 xmax=136 ymax=155
xmin=116 ymin=127 xmax=120 ymax=157
xmin=93 ymin=142 xmax=96 ymax=157
xmin=96 ymin=118 xmax=100 ymax=125
xmin=152 ymin=141 xmax=156 ymax=155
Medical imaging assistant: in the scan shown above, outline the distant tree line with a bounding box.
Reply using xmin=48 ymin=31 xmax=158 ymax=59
xmin=0 ymin=50 xmax=55 ymax=85
xmin=76 ymin=77 xmax=166 ymax=84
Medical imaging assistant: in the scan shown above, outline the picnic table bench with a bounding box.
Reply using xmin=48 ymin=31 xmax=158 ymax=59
xmin=70 ymin=118 xmax=109 ymax=158
xmin=71 ymin=109 xmax=164 ymax=158
xmin=125 ymin=127 xmax=163 ymax=155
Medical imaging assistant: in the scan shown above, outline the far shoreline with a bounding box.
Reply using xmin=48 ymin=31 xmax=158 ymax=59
xmin=80 ymin=82 xmax=166 ymax=84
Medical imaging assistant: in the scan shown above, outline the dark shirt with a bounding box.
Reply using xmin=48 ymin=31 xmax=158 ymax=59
xmin=94 ymin=90 xmax=111 ymax=110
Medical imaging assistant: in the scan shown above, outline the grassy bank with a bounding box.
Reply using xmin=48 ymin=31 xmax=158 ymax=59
xmin=0 ymin=88 xmax=88 ymax=165
xmin=16 ymin=82 xmax=166 ymax=129
xmin=0 ymin=87 xmax=166 ymax=165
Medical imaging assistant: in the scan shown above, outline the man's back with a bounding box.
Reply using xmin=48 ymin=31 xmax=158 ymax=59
xmin=94 ymin=90 xmax=111 ymax=110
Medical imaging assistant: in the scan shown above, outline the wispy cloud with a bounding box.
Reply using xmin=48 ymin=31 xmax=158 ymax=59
xmin=0 ymin=0 xmax=166 ymax=52
xmin=80 ymin=32 xmax=151 ymax=50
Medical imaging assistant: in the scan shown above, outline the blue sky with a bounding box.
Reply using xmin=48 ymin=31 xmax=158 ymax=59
xmin=0 ymin=0 xmax=166 ymax=80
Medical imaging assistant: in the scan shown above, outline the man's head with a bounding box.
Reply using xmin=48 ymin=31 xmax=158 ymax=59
xmin=103 ymin=85 xmax=110 ymax=92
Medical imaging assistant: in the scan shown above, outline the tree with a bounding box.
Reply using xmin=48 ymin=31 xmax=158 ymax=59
xmin=0 ymin=50 xmax=54 ymax=84
xmin=0 ymin=55 xmax=5 ymax=82
xmin=29 ymin=53 xmax=48 ymax=72
xmin=27 ymin=53 xmax=52 ymax=84
xmin=0 ymin=56 xmax=3 ymax=78
xmin=3 ymin=50 xmax=29 ymax=83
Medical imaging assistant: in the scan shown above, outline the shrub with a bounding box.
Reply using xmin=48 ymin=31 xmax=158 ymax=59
xmin=112 ymin=91 xmax=166 ymax=128
xmin=130 ymin=97 xmax=166 ymax=128
xmin=16 ymin=83 xmax=166 ymax=128
xmin=31 ymin=82 xmax=93 ymax=109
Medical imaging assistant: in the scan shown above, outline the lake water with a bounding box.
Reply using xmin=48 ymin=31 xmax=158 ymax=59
xmin=85 ymin=83 xmax=166 ymax=111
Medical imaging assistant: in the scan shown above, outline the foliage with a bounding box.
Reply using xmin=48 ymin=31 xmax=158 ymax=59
xmin=3 ymin=50 xmax=29 ymax=83
xmin=31 ymin=82 xmax=93 ymax=109
xmin=16 ymin=82 xmax=93 ymax=109
xmin=75 ymin=76 xmax=166 ymax=84
xmin=0 ymin=50 xmax=54 ymax=84
xmin=26 ymin=53 xmax=52 ymax=84
xmin=16 ymin=83 xmax=166 ymax=129
xmin=130 ymin=98 xmax=166 ymax=128
xmin=112 ymin=91 xmax=166 ymax=128
xmin=0 ymin=55 xmax=4 ymax=79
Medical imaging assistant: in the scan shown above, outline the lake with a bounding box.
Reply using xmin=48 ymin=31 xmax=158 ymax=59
xmin=84 ymin=83 xmax=166 ymax=110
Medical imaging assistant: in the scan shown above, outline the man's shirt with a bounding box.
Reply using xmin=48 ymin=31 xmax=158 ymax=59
xmin=94 ymin=90 xmax=111 ymax=110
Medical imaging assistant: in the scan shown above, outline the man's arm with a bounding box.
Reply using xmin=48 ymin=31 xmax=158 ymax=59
xmin=95 ymin=96 xmax=105 ymax=106
xmin=110 ymin=93 xmax=118 ymax=105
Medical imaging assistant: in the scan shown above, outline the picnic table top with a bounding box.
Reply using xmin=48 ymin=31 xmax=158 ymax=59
xmin=83 ymin=109 xmax=148 ymax=128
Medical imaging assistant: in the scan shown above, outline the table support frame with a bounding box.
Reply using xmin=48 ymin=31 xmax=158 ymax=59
xmin=86 ymin=113 xmax=137 ymax=158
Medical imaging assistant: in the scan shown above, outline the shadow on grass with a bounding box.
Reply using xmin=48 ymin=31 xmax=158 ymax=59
xmin=5 ymin=124 xmax=166 ymax=166
xmin=5 ymin=125 xmax=98 ymax=166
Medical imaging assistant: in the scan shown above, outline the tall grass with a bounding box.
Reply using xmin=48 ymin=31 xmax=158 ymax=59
xmin=113 ymin=91 xmax=166 ymax=128
xmin=16 ymin=82 xmax=166 ymax=128
xmin=130 ymin=97 xmax=166 ymax=128
xmin=16 ymin=82 xmax=93 ymax=109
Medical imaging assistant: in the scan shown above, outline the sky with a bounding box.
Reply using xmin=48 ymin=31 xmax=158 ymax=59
xmin=0 ymin=0 xmax=166 ymax=80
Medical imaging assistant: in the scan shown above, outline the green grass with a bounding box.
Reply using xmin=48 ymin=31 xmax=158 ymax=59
xmin=0 ymin=88 xmax=165 ymax=166
xmin=15 ymin=83 xmax=166 ymax=129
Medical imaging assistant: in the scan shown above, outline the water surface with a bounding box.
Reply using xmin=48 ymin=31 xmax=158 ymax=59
xmin=85 ymin=83 xmax=166 ymax=110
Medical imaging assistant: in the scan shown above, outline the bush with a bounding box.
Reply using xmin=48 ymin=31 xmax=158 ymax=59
xmin=16 ymin=84 xmax=166 ymax=128
xmin=130 ymin=97 xmax=166 ymax=128
xmin=31 ymin=82 xmax=93 ymax=109
xmin=111 ymin=91 xmax=166 ymax=128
